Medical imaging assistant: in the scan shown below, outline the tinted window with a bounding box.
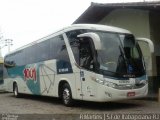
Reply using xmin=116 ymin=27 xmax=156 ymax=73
xmin=15 ymin=50 xmax=25 ymax=66
xmin=52 ymin=35 xmax=72 ymax=74
xmin=66 ymin=30 xmax=86 ymax=65
xmin=5 ymin=35 xmax=71 ymax=67
xmin=79 ymin=38 xmax=94 ymax=70
xmin=36 ymin=40 xmax=50 ymax=62
xmin=50 ymin=35 xmax=70 ymax=62
xmin=50 ymin=35 xmax=64 ymax=59
xmin=25 ymin=46 xmax=36 ymax=64
xmin=5 ymin=55 xmax=15 ymax=66
xmin=5 ymin=50 xmax=25 ymax=66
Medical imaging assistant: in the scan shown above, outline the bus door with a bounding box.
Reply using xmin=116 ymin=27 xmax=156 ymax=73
xmin=79 ymin=37 xmax=97 ymax=101
xmin=79 ymin=70 xmax=97 ymax=101
xmin=66 ymin=31 xmax=102 ymax=100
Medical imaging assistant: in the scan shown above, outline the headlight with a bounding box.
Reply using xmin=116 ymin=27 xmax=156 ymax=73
xmin=95 ymin=79 xmax=117 ymax=88
xmin=139 ymin=80 xmax=148 ymax=84
xmin=104 ymin=81 xmax=117 ymax=88
xmin=95 ymin=79 xmax=104 ymax=85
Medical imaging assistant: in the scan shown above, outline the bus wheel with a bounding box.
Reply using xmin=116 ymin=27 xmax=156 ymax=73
xmin=13 ymin=83 xmax=19 ymax=98
xmin=62 ymin=83 xmax=73 ymax=107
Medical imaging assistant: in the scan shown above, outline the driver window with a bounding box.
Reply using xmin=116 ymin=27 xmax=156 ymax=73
xmin=66 ymin=30 xmax=94 ymax=71
xmin=66 ymin=30 xmax=86 ymax=65
xmin=80 ymin=38 xmax=94 ymax=71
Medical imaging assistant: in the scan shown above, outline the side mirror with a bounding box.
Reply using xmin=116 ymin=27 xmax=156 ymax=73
xmin=136 ymin=38 xmax=154 ymax=74
xmin=136 ymin=38 xmax=154 ymax=53
xmin=123 ymin=34 xmax=136 ymax=47
xmin=77 ymin=32 xmax=102 ymax=50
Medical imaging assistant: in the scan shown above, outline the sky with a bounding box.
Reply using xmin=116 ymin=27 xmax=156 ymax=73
xmin=0 ymin=0 xmax=159 ymax=56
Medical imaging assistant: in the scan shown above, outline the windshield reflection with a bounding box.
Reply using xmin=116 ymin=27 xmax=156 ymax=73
xmin=93 ymin=31 xmax=145 ymax=78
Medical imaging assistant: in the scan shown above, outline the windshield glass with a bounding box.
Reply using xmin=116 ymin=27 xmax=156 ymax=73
xmin=91 ymin=31 xmax=145 ymax=78
xmin=97 ymin=32 xmax=122 ymax=72
xmin=66 ymin=29 xmax=145 ymax=78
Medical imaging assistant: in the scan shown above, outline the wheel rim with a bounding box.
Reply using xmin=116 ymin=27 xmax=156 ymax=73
xmin=63 ymin=88 xmax=70 ymax=104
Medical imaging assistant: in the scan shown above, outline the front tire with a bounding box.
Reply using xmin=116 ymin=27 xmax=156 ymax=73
xmin=62 ymin=83 xmax=73 ymax=107
xmin=13 ymin=83 xmax=20 ymax=98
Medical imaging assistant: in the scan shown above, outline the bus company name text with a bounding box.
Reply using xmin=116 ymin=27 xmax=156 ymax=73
xmin=23 ymin=66 xmax=37 ymax=81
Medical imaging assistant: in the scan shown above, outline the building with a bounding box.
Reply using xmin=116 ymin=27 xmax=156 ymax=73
xmin=73 ymin=1 xmax=160 ymax=95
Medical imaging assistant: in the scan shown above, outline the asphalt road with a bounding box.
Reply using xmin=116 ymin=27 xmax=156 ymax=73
xmin=0 ymin=92 xmax=160 ymax=120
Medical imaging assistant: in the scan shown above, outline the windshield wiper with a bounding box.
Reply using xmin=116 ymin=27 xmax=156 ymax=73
xmin=118 ymin=46 xmax=128 ymax=70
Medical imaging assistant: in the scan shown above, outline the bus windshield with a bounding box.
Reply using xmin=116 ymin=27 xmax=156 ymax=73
xmin=94 ymin=31 xmax=145 ymax=78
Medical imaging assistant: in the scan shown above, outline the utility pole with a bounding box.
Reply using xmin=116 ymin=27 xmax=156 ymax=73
xmin=4 ymin=39 xmax=13 ymax=53
xmin=0 ymin=37 xmax=13 ymax=54
xmin=0 ymin=33 xmax=3 ymax=58
xmin=0 ymin=30 xmax=13 ymax=56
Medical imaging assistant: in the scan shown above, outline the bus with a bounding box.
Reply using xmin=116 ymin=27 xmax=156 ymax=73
xmin=3 ymin=24 xmax=154 ymax=106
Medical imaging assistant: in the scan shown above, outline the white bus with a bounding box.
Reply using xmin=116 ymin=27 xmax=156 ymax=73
xmin=3 ymin=24 xmax=154 ymax=106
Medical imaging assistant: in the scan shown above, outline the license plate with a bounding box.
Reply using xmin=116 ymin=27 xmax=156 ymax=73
xmin=127 ymin=92 xmax=135 ymax=97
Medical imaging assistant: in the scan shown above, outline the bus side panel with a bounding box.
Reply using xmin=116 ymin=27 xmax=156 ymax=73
xmin=4 ymin=65 xmax=33 ymax=94
xmin=4 ymin=59 xmax=77 ymax=98
xmin=39 ymin=60 xmax=57 ymax=96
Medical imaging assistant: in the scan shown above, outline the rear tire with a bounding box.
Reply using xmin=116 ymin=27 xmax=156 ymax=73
xmin=13 ymin=83 xmax=20 ymax=98
xmin=62 ymin=83 xmax=74 ymax=107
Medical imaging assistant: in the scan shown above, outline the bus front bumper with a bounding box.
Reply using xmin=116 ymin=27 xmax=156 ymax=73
xmin=95 ymin=83 xmax=148 ymax=102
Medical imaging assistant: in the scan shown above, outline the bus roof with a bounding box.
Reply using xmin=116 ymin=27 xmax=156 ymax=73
xmin=5 ymin=24 xmax=131 ymax=57
xmin=64 ymin=24 xmax=131 ymax=34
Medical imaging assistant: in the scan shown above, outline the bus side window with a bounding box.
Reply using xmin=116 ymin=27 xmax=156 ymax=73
xmin=79 ymin=38 xmax=94 ymax=71
xmin=66 ymin=30 xmax=95 ymax=71
xmin=66 ymin=30 xmax=87 ymax=66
